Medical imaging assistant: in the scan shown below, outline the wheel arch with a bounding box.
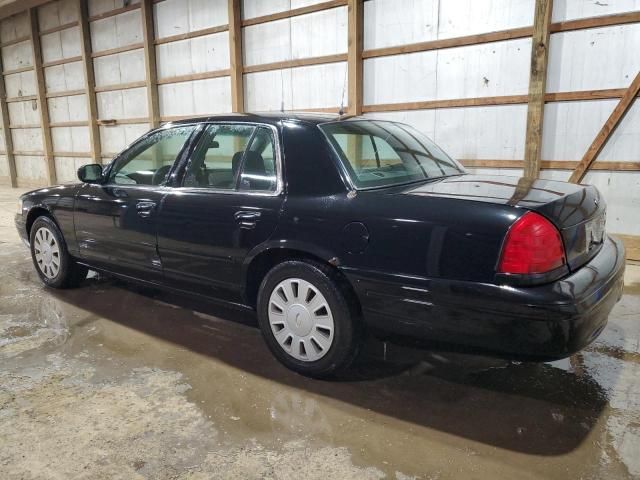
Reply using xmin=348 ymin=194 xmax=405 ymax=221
xmin=242 ymin=242 xmax=359 ymax=312
xmin=25 ymin=205 xmax=57 ymax=238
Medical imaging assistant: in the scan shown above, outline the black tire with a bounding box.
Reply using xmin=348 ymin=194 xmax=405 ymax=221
xmin=257 ymin=260 xmax=362 ymax=378
xmin=29 ymin=216 xmax=88 ymax=289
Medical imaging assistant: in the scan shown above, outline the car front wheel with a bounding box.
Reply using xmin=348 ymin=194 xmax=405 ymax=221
xmin=257 ymin=260 xmax=361 ymax=378
xmin=29 ymin=216 xmax=88 ymax=289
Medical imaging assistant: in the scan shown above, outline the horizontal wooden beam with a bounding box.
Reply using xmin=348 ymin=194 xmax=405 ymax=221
xmin=5 ymin=95 xmax=38 ymax=102
xmin=91 ymin=42 xmax=144 ymax=59
xmin=42 ymin=55 xmax=83 ymax=68
xmin=460 ymin=159 xmax=640 ymax=171
xmin=39 ymin=20 xmax=79 ymax=36
xmin=242 ymin=0 xmax=347 ymax=27
xmin=364 ymin=95 xmax=528 ymax=112
xmin=94 ymin=80 xmax=147 ymax=93
xmin=52 ymin=151 xmax=91 ymax=157
xmin=97 ymin=117 xmax=149 ymax=125
xmin=156 ymin=69 xmax=230 ymax=85
xmin=13 ymin=150 xmax=44 ymax=156
xmin=550 ymin=10 xmax=640 ymax=33
xmin=363 ymin=88 xmax=640 ymax=112
xmin=2 ymin=66 xmax=34 ymax=75
xmin=50 ymin=121 xmax=89 ymax=127
xmin=9 ymin=123 xmax=41 ymax=129
xmin=45 ymin=88 xmax=86 ymax=98
xmin=362 ymin=11 xmax=640 ymax=61
xmin=154 ymin=24 xmax=229 ymax=45
xmin=0 ymin=35 xmax=30 ymax=48
xmin=364 ymin=26 xmax=532 ymax=59
xmin=290 ymin=106 xmax=341 ymax=113
xmin=243 ymin=53 xmax=347 ymax=74
xmin=88 ymin=4 xmax=140 ymax=23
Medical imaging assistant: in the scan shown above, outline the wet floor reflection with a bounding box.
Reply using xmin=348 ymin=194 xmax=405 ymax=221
xmin=47 ymin=274 xmax=611 ymax=455
xmin=3 ymin=248 xmax=640 ymax=478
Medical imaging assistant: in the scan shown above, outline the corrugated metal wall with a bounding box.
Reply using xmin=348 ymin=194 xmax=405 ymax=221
xmin=0 ymin=0 xmax=638 ymax=235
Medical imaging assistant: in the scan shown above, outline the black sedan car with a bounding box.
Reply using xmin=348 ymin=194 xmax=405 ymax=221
xmin=15 ymin=113 xmax=625 ymax=377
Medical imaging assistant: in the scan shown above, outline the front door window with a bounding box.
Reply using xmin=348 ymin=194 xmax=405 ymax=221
xmin=107 ymin=126 xmax=197 ymax=186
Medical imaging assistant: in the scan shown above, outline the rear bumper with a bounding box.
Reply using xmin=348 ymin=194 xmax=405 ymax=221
xmin=343 ymin=235 xmax=625 ymax=360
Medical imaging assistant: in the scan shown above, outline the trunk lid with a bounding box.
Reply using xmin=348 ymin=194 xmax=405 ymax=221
xmin=399 ymin=174 xmax=606 ymax=271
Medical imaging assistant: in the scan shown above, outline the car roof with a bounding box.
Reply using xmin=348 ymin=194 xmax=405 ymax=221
xmin=165 ymin=111 xmax=363 ymax=127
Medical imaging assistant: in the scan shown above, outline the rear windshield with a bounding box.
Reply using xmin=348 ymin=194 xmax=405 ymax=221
xmin=319 ymin=120 xmax=465 ymax=189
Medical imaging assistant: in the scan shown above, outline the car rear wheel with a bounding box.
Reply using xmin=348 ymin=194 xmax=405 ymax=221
xmin=30 ymin=216 xmax=88 ymax=289
xmin=257 ymin=260 xmax=361 ymax=378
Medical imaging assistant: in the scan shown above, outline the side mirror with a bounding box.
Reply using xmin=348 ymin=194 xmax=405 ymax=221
xmin=209 ymin=140 xmax=219 ymax=148
xmin=77 ymin=164 xmax=103 ymax=183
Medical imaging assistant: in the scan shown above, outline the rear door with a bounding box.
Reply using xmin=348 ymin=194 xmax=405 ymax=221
xmin=157 ymin=123 xmax=284 ymax=302
xmin=74 ymin=125 xmax=198 ymax=281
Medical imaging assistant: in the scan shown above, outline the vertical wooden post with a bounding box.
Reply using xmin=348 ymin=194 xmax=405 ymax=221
xmin=523 ymin=0 xmax=553 ymax=178
xmin=77 ymin=0 xmax=101 ymax=164
xmin=569 ymin=71 xmax=640 ymax=183
xmin=228 ymin=0 xmax=244 ymax=113
xmin=141 ymin=0 xmax=160 ymax=128
xmin=347 ymin=0 xmax=363 ymax=115
xmin=29 ymin=7 xmax=56 ymax=185
xmin=0 ymin=60 xmax=17 ymax=187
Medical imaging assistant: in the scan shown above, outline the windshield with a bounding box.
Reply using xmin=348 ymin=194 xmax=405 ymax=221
xmin=319 ymin=120 xmax=465 ymax=189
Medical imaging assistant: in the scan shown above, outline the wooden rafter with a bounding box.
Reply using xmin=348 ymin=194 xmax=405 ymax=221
xmin=228 ymin=0 xmax=244 ymax=113
xmin=347 ymin=0 xmax=363 ymax=115
xmin=141 ymin=0 xmax=160 ymax=128
xmin=523 ymin=0 xmax=553 ymax=179
xmin=77 ymin=0 xmax=101 ymax=164
xmin=569 ymin=71 xmax=640 ymax=183
xmin=29 ymin=8 xmax=56 ymax=185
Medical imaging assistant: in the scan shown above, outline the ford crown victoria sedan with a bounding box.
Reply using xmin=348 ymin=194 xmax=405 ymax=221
xmin=15 ymin=113 xmax=625 ymax=377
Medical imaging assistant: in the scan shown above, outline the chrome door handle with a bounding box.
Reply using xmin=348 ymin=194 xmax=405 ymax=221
xmin=234 ymin=210 xmax=261 ymax=228
xmin=136 ymin=201 xmax=156 ymax=218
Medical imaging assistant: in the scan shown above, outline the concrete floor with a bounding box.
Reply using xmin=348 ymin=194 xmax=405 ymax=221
xmin=1 ymin=186 xmax=639 ymax=480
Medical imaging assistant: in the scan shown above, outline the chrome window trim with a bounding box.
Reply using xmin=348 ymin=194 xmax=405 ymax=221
xmin=171 ymin=121 xmax=284 ymax=197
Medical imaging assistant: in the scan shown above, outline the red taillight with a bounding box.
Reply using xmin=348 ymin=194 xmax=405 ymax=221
xmin=498 ymin=212 xmax=566 ymax=275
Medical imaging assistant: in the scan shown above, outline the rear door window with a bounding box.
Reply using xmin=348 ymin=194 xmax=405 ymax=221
xmin=183 ymin=124 xmax=255 ymax=189
xmin=183 ymin=124 xmax=279 ymax=193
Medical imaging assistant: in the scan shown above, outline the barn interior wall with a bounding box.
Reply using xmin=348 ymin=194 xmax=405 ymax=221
xmin=0 ymin=0 xmax=637 ymax=236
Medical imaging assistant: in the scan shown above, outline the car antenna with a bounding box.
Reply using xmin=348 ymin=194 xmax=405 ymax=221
xmin=338 ymin=64 xmax=347 ymax=117
xmin=280 ymin=69 xmax=285 ymax=113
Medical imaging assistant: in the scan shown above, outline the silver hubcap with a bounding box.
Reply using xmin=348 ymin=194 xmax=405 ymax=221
xmin=33 ymin=227 xmax=60 ymax=279
xmin=268 ymin=278 xmax=334 ymax=362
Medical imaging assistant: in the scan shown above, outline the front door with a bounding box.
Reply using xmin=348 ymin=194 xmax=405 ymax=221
xmin=157 ymin=123 xmax=284 ymax=301
xmin=74 ymin=125 xmax=199 ymax=281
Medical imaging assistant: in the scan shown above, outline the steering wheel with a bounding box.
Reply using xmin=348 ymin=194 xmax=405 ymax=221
xmin=152 ymin=165 xmax=172 ymax=185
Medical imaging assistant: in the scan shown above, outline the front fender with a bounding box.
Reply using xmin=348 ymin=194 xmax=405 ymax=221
xmin=21 ymin=184 xmax=81 ymax=254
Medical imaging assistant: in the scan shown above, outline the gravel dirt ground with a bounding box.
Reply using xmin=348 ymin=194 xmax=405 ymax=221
xmin=1 ymin=185 xmax=639 ymax=479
